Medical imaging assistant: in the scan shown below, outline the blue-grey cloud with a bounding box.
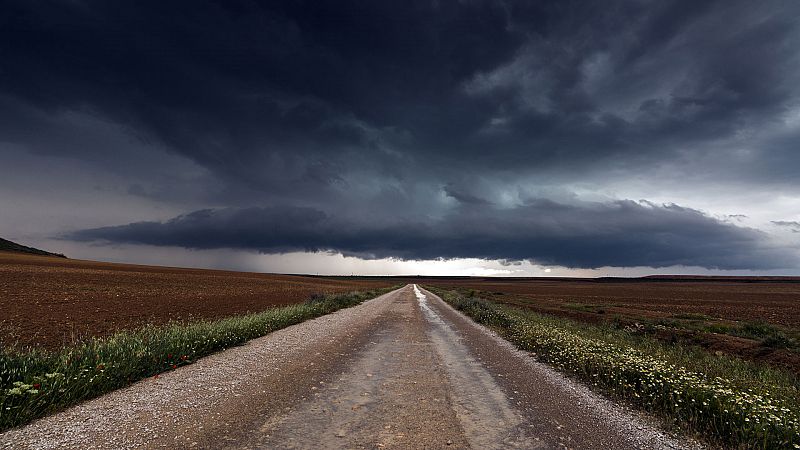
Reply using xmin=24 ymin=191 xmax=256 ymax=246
xmin=772 ymin=221 xmax=800 ymax=233
xmin=2 ymin=0 xmax=799 ymax=191
xmin=773 ymin=221 xmax=800 ymax=228
xmin=67 ymin=200 xmax=796 ymax=270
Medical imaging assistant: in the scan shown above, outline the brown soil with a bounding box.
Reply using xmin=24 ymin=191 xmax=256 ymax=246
xmin=420 ymin=278 xmax=800 ymax=326
xmin=0 ymin=252 xmax=390 ymax=349
xmin=419 ymin=278 xmax=800 ymax=374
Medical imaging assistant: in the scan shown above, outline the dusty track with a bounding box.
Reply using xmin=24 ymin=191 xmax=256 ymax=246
xmin=0 ymin=285 xmax=698 ymax=449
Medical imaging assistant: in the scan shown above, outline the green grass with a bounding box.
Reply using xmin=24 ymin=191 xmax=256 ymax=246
xmin=427 ymin=286 xmax=800 ymax=449
xmin=0 ymin=286 xmax=396 ymax=431
xmin=731 ymin=322 xmax=798 ymax=350
xmin=672 ymin=312 xmax=715 ymax=321
xmin=563 ymin=302 xmax=612 ymax=314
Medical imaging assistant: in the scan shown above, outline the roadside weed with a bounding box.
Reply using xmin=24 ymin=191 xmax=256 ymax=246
xmin=430 ymin=287 xmax=800 ymax=449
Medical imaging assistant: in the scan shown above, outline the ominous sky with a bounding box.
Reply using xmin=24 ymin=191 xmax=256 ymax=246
xmin=2 ymin=0 xmax=800 ymax=276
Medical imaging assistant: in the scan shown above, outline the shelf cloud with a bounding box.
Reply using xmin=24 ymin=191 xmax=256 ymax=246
xmin=68 ymin=200 xmax=796 ymax=270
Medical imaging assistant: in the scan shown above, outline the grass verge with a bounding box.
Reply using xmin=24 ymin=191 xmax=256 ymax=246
xmin=0 ymin=286 xmax=397 ymax=432
xmin=427 ymin=286 xmax=800 ymax=449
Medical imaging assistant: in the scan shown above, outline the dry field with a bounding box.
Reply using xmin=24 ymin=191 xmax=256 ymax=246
xmin=3 ymin=251 xmax=799 ymax=372
xmin=420 ymin=277 xmax=800 ymax=326
xmin=0 ymin=252 xmax=390 ymax=349
xmin=419 ymin=277 xmax=800 ymax=373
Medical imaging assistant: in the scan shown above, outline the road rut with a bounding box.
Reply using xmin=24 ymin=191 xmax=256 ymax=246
xmin=1 ymin=285 xmax=698 ymax=449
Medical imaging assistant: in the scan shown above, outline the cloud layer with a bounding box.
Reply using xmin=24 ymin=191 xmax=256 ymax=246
xmin=68 ymin=200 xmax=795 ymax=270
xmin=4 ymin=1 xmax=800 ymax=189
xmin=3 ymin=0 xmax=800 ymax=272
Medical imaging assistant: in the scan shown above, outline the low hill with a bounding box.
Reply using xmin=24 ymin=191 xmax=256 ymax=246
xmin=0 ymin=237 xmax=66 ymax=258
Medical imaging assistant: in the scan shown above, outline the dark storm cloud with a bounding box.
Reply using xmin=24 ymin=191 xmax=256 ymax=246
xmin=67 ymin=200 xmax=796 ymax=270
xmin=3 ymin=0 xmax=799 ymax=187
xmin=443 ymin=183 xmax=492 ymax=205
xmin=1 ymin=0 xmax=522 ymax=192
xmin=4 ymin=0 xmax=800 ymax=270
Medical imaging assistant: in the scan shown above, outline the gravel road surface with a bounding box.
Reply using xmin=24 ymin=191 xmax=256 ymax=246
xmin=1 ymin=285 xmax=700 ymax=449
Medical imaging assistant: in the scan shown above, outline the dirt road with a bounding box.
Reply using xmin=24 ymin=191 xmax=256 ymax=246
xmin=1 ymin=285 xmax=697 ymax=449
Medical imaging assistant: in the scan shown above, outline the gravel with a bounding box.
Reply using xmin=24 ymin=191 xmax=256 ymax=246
xmin=0 ymin=289 xmax=402 ymax=449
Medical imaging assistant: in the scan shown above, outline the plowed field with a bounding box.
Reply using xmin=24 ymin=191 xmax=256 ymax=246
xmin=420 ymin=277 xmax=800 ymax=327
xmin=0 ymin=252 xmax=390 ymax=349
xmin=418 ymin=277 xmax=800 ymax=373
